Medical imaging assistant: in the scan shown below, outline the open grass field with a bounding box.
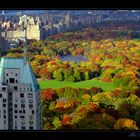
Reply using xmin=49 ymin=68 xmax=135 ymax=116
xmin=38 ymin=78 xmax=116 ymax=91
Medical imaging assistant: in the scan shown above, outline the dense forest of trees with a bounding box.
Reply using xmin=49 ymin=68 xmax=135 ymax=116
xmin=5 ymin=26 xmax=140 ymax=130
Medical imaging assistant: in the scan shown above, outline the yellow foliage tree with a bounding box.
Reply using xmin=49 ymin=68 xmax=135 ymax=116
xmin=82 ymin=94 xmax=91 ymax=99
xmin=114 ymin=118 xmax=138 ymax=130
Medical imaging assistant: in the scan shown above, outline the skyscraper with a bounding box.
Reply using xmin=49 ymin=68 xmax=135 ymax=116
xmin=0 ymin=39 xmax=42 ymax=130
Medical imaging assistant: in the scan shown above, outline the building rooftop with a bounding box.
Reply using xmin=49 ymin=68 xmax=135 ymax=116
xmin=0 ymin=57 xmax=39 ymax=91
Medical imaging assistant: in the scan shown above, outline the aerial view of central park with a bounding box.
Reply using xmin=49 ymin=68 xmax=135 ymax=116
xmin=1 ymin=10 xmax=140 ymax=130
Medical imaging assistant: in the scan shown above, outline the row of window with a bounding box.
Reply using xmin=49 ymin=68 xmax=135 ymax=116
xmin=6 ymin=73 xmax=17 ymax=76
xmin=15 ymin=110 xmax=26 ymax=114
xmin=20 ymin=93 xmax=33 ymax=98
xmin=0 ymin=110 xmax=6 ymax=114
xmin=9 ymin=86 xmax=32 ymax=91
xmin=0 ymin=98 xmax=7 ymax=103
xmin=15 ymin=126 xmax=34 ymax=130
xmin=14 ymin=109 xmax=34 ymax=114
xmin=14 ymin=104 xmax=25 ymax=108
xmin=17 ymin=121 xmax=34 ymax=126
xmin=0 ymin=87 xmax=7 ymax=91
xmin=21 ymin=99 xmax=33 ymax=103
xmin=6 ymin=79 xmax=17 ymax=84
xmin=0 ymin=93 xmax=33 ymax=98
xmin=14 ymin=103 xmax=33 ymax=109
xmin=0 ymin=114 xmax=6 ymax=118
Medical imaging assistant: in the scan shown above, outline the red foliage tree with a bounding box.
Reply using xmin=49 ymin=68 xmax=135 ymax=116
xmin=103 ymin=77 xmax=112 ymax=82
xmin=87 ymin=103 xmax=97 ymax=111
xmin=42 ymin=89 xmax=56 ymax=101
xmin=62 ymin=114 xmax=72 ymax=125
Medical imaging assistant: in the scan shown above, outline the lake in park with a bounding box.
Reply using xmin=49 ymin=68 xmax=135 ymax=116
xmin=60 ymin=55 xmax=88 ymax=62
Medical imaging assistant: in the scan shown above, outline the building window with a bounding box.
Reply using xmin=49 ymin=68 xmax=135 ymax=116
xmin=6 ymin=73 xmax=8 ymax=76
xmin=14 ymin=104 xmax=17 ymax=108
xmin=29 ymin=121 xmax=33 ymax=125
xmin=2 ymin=87 xmax=6 ymax=91
xmin=20 ymin=93 xmax=24 ymax=98
xmin=32 ymin=110 xmax=34 ymax=114
xmin=3 ymin=104 xmax=6 ymax=107
xmin=9 ymin=78 xmax=15 ymax=83
xmin=3 ymin=99 xmax=6 ymax=102
xmin=29 ymin=127 xmax=33 ymax=130
xmin=23 ymin=110 xmax=26 ymax=113
xmin=28 ymin=93 xmax=33 ymax=98
xmin=21 ymin=126 xmax=25 ymax=130
xmin=15 ymin=115 xmax=17 ymax=119
xmin=21 ymin=104 xmax=25 ymax=108
xmin=0 ymin=94 xmax=2 ymax=98
xmin=21 ymin=121 xmax=25 ymax=125
xmin=15 ymin=126 xmax=17 ymax=129
xmin=19 ymin=110 xmax=22 ymax=113
xmin=4 ymin=120 xmax=6 ymax=124
xmin=15 ymin=97 xmax=18 ymax=102
xmin=29 ymin=99 xmax=33 ymax=103
xmin=9 ymin=92 xmax=12 ymax=96
xmin=13 ymin=86 xmax=18 ymax=91
xmin=15 ymin=110 xmax=18 ymax=113
xmin=3 ymin=115 xmax=6 ymax=119
xmin=3 ymin=110 xmax=6 ymax=113
xmin=29 ymin=115 xmax=33 ymax=120
xmin=29 ymin=104 xmax=33 ymax=109
xmin=20 ymin=116 xmax=25 ymax=119
xmin=21 ymin=99 xmax=25 ymax=103
xmin=6 ymin=80 xmax=8 ymax=83
xmin=15 ymin=73 xmax=17 ymax=77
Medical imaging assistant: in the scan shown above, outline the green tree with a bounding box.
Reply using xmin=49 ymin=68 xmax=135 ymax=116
xmin=64 ymin=69 xmax=72 ymax=81
xmin=53 ymin=71 xmax=57 ymax=79
xmin=74 ymin=70 xmax=81 ymax=82
xmin=55 ymin=68 xmax=64 ymax=81
xmin=84 ymin=71 xmax=89 ymax=80
xmin=52 ymin=117 xmax=62 ymax=129
xmin=68 ymin=75 xmax=75 ymax=82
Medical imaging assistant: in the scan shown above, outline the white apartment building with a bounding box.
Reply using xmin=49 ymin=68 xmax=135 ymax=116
xmin=0 ymin=57 xmax=42 ymax=130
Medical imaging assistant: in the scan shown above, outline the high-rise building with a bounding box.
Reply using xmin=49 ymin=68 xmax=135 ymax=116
xmin=0 ymin=44 xmax=42 ymax=130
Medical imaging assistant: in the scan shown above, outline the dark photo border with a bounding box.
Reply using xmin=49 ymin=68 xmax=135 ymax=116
xmin=0 ymin=1 xmax=140 ymax=140
xmin=0 ymin=0 xmax=139 ymax=9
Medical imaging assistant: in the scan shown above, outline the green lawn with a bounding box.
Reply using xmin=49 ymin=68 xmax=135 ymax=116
xmin=38 ymin=78 xmax=116 ymax=91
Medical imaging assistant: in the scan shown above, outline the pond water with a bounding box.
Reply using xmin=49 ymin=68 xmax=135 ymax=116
xmin=60 ymin=55 xmax=88 ymax=62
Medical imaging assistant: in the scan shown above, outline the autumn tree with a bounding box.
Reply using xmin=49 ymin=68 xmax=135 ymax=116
xmin=114 ymin=118 xmax=138 ymax=130
xmin=74 ymin=70 xmax=81 ymax=81
xmin=84 ymin=71 xmax=89 ymax=80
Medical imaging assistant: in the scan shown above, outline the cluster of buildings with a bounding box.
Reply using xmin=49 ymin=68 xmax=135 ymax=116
xmin=0 ymin=11 xmax=106 ymax=51
xmin=0 ymin=15 xmax=42 ymax=51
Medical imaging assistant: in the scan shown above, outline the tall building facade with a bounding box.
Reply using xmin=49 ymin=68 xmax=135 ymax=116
xmin=0 ymin=57 xmax=42 ymax=130
xmin=1 ymin=15 xmax=43 ymax=42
